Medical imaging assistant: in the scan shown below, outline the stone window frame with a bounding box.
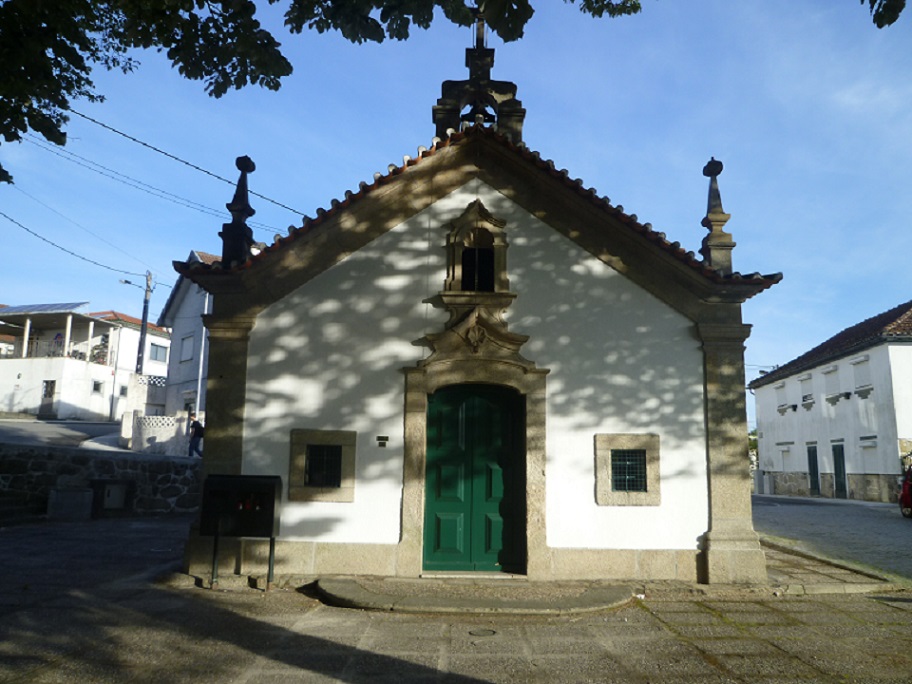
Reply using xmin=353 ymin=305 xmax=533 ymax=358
xmin=595 ymin=433 xmax=661 ymax=506
xmin=288 ymin=429 xmax=356 ymax=503
xmin=443 ymin=200 xmax=510 ymax=294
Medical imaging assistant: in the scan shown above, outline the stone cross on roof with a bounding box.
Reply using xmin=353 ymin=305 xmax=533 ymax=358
xmin=432 ymin=10 xmax=526 ymax=143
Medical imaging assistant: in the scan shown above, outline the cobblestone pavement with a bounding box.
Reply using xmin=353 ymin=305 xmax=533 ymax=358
xmin=752 ymin=494 xmax=912 ymax=581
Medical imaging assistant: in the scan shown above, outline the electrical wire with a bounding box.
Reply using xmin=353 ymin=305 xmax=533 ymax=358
xmin=69 ymin=109 xmax=306 ymax=216
xmin=12 ymin=183 xmax=165 ymax=276
xmin=24 ymin=135 xmax=280 ymax=231
xmin=1 ymin=210 xmax=147 ymax=278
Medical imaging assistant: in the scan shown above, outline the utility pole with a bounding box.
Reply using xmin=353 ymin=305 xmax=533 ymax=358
xmin=134 ymin=271 xmax=152 ymax=374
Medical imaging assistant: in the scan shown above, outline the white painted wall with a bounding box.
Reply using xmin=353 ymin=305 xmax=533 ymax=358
xmin=889 ymin=345 xmax=912 ymax=453
xmin=0 ymin=323 xmax=168 ymax=421
xmin=754 ymin=344 xmax=905 ymax=479
xmin=160 ymin=280 xmax=209 ymax=415
xmin=244 ymin=181 xmax=709 ymax=550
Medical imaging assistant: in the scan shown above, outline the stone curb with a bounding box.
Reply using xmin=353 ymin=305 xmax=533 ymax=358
xmin=316 ymin=578 xmax=636 ymax=615
xmin=758 ymin=537 xmax=906 ymax=595
xmin=760 ymin=537 xmax=893 ymax=582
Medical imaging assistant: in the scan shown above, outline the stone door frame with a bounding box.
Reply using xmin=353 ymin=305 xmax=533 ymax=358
xmin=398 ymin=359 xmax=549 ymax=577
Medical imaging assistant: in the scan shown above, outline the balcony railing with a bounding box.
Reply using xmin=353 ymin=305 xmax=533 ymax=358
xmin=0 ymin=339 xmax=112 ymax=365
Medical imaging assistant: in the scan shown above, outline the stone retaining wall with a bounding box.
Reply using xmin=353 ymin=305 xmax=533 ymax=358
xmin=0 ymin=443 xmax=201 ymax=515
xmin=770 ymin=471 xmax=898 ymax=503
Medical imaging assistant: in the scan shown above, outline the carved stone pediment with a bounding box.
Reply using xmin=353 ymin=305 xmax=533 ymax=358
xmin=413 ymin=199 xmax=539 ymax=374
xmin=420 ymin=304 xmax=533 ymax=367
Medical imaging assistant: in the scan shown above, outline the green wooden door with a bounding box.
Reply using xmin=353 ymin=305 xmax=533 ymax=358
xmin=832 ymin=444 xmax=848 ymax=499
xmin=423 ymin=384 xmax=525 ymax=572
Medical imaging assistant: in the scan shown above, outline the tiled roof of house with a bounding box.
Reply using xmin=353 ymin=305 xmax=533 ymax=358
xmin=749 ymin=299 xmax=912 ymax=389
xmin=195 ymin=251 xmax=219 ymax=265
xmin=90 ymin=310 xmax=170 ymax=337
xmin=179 ymin=126 xmax=781 ymax=293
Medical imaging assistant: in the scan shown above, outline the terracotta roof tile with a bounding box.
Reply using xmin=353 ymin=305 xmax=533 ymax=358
xmin=195 ymin=251 xmax=219 ymax=265
xmin=90 ymin=310 xmax=170 ymax=336
xmin=180 ymin=126 xmax=781 ymax=293
xmin=749 ymin=299 xmax=912 ymax=388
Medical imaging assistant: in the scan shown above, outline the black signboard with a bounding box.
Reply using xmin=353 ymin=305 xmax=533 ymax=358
xmin=200 ymin=474 xmax=281 ymax=538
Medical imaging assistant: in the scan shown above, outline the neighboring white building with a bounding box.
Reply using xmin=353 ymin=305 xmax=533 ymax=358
xmin=749 ymin=299 xmax=912 ymax=502
xmin=177 ymin=30 xmax=781 ymax=585
xmin=0 ymin=303 xmax=170 ymax=421
xmin=157 ymin=250 xmax=217 ymax=416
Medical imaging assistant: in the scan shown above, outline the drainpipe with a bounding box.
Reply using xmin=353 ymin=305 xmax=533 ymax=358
xmin=195 ymin=290 xmax=209 ymax=415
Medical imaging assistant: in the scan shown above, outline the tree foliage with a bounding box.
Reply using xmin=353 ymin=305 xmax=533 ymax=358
xmin=864 ymin=0 xmax=907 ymax=28
xmin=0 ymin=0 xmax=905 ymax=183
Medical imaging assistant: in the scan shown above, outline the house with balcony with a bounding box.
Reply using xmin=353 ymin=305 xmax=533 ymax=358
xmin=749 ymin=299 xmax=912 ymax=502
xmin=0 ymin=302 xmax=170 ymax=421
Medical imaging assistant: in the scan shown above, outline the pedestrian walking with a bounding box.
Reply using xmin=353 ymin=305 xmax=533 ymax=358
xmin=188 ymin=412 xmax=204 ymax=458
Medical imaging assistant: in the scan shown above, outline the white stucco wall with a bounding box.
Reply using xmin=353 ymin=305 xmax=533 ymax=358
xmin=244 ymin=181 xmax=709 ymax=550
xmin=161 ymin=281 xmax=209 ymax=415
xmin=0 ymin=323 xmax=166 ymax=421
xmin=889 ymin=345 xmax=912 ymax=456
xmin=754 ymin=344 xmax=903 ymax=479
xmin=0 ymin=356 xmax=127 ymax=420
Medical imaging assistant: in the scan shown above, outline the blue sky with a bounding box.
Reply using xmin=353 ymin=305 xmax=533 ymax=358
xmin=2 ymin=1 xmax=910 ymax=423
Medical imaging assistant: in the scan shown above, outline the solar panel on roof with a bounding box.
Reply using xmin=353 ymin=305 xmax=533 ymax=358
xmin=0 ymin=302 xmax=89 ymax=315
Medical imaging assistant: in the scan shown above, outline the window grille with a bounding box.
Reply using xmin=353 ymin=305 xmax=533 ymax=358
xmin=611 ymin=449 xmax=648 ymax=492
xmin=289 ymin=429 xmax=356 ymax=502
xmin=304 ymin=444 xmax=343 ymax=488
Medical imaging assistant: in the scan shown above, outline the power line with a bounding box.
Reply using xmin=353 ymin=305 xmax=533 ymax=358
xmin=26 ymin=136 xmax=223 ymax=220
xmin=12 ymin=183 xmax=160 ymax=275
xmin=69 ymin=109 xmax=306 ymax=216
xmin=24 ymin=134 xmax=280 ymax=231
xmin=1 ymin=210 xmax=147 ymax=278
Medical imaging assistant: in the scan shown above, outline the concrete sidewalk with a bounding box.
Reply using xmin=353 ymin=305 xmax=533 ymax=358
xmin=1 ymin=515 xmax=911 ymax=683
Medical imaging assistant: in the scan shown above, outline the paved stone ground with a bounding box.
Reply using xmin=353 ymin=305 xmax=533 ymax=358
xmin=2 ymin=514 xmax=912 ymax=683
xmin=753 ymin=494 xmax=912 ymax=580
xmin=2 ymin=580 xmax=912 ymax=683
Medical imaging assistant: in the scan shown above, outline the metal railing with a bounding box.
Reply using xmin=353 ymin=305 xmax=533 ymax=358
xmin=0 ymin=340 xmax=112 ymax=365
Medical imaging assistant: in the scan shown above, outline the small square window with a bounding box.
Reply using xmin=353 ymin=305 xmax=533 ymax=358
xmin=119 ymin=385 xmax=128 ymax=397
xmin=610 ymin=449 xmax=647 ymax=492
xmin=150 ymin=343 xmax=168 ymax=362
xmin=289 ymin=429 xmax=356 ymax=502
xmin=595 ymin=433 xmax=660 ymax=506
xmin=92 ymin=381 xmax=103 ymax=394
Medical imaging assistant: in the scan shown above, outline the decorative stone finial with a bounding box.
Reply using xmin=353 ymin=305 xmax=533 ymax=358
xmin=219 ymin=155 xmax=257 ymax=266
xmin=702 ymin=157 xmax=725 ymax=215
xmin=699 ymin=157 xmax=735 ymax=275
